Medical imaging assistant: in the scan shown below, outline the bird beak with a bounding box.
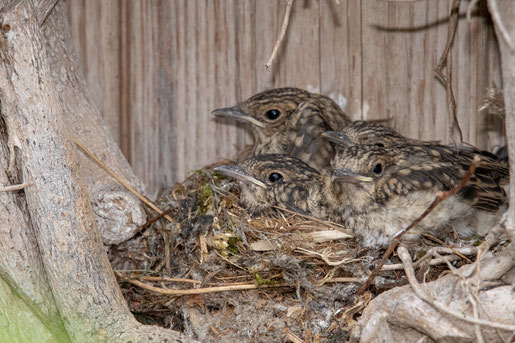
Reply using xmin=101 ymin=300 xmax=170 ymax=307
xmin=331 ymin=169 xmax=373 ymax=183
xmin=321 ymin=131 xmax=352 ymax=147
xmin=213 ymin=165 xmax=267 ymax=188
xmin=211 ymin=106 xmax=265 ymax=128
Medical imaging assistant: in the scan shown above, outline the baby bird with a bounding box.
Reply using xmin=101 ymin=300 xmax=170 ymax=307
xmin=213 ymin=154 xmax=326 ymax=216
xmin=322 ymin=120 xmax=418 ymax=148
xmin=212 ymin=88 xmax=352 ymax=170
xmin=214 ymin=148 xmax=507 ymax=247
xmin=330 ymin=144 xmax=507 ymax=246
xmin=323 ymin=121 xmax=509 ymax=187
xmin=322 ymin=120 xmax=502 ymax=163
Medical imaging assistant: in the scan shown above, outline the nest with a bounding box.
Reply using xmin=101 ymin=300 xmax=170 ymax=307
xmin=107 ymin=159 xmax=486 ymax=343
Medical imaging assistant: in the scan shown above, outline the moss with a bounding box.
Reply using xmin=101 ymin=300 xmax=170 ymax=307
xmin=195 ymin=170 xmax=228 ymax=216
xmin=197 ymin=183 xmax=213 ymax=215
xmin=254 ymin=273 xmax=282 ymax=286
xmin=226 ymin=236 xmax=240 ymax=255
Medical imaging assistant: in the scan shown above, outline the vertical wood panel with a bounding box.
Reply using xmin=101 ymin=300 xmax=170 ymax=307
xmin=361 ymin=0 xmax=450 ymax=134
xmin=319 ymin=0 xmax=362 ymax=119
xmin=67 ymin=0 xmax=503 ymax=194
xmin=272 ymin=0 xmax=321 ymax=90
xmin=67 ymin=0 xmax=122 ymax=144
xmin=126 ymin=1 xmax=160 ymax=190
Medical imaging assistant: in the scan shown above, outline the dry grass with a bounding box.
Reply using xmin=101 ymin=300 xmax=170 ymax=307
xmin=108 ymin=161 xmax=483 ymax=342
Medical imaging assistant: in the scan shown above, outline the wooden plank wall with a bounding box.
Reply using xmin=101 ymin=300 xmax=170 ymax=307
xmin=67 ymin=0 xmax=503 ymax=194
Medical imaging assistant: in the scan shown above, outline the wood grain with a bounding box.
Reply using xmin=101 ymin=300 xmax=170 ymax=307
xmin=67 ymin=0 xmax=504 ymax=194
xmin=68 ymin=0 xmax=122 ymax=144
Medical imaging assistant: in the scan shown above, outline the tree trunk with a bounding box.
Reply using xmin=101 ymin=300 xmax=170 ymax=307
xmin=40 ymin=0 xmax=148 ymax=245
xmin=489 ymin=0 xmax=515 ymax=240
xmin=0 ymin=0 xmax=194 ymax=341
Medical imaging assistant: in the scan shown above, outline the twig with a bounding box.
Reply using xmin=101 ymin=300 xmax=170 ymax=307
xmin=285 ymin=331 xmax=303 ymax=343
xmin=273 ymin=205 xmax=352 ymax=234
xmin=295 ymin=247 xmax=359 ymax=266
xmin=422 ymin=233 xmax=473 ymax=263
xmin=118 ymin=275 xmax=292 ymax=295
xmin=398 ymin=246 xmax=515 ymax=332
xmin=264 ymin=0 xmax=294 ymax=71
xmin=381 ymin=254 xmax=461 ymax=271
xmin=320 ymin=277 xmax=361 ymax=284
xmin=74 ymin=139 xmax=175 ymax=224
xmin=137 ymin=276 xmax=202 ymax=284
xmin=380 ymin=246 xmax=476 ymax=272
xmin=0 ymin=181 xmax=33 ymax=192
xmin=468 ymin=292 xmax=485 ymax=343
xmin=161 ymin=218 xmax=172 ymax=274
xmin=139 ymin=208 xmax=174 ymax=231
xmin=434 ymin=0 xmax=463 ymax=144
xmin=487 ymin=0 xmax=515 ymax=51
xmin=446 ymin=53 xmax=462 ymax=143
xmin=357 ymin=156 xmax=480 ymax=295
xmin=435 ymin=0 xmax=460 ymax=79
xmin=36 ymin=0 xmax=59 ymax=26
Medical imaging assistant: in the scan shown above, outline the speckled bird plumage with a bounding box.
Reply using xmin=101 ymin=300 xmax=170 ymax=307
xmin=215 ymin=148 xmax=507 ymax=248
xmin=329 ymin=144 xmax=507 ymax=246
xmin=324 ymin=121 xmax=509 ymax=187
xmin=323 ymin=120 xmax=448 ymax=148
xmin=214 ymin=154 xmax=326 ymax=216
xmin=324 ymin=120 xmax=505 ymax=167
xmin=212 ymin=88 xmax=351 ymax=170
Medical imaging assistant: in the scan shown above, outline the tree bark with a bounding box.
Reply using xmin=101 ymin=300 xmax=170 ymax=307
xmin=352 ymin=247 xmax=515 ymax=343
xmin=0 ymin=0 xmax=194 ymax=341
xmin=488 ymin=0 xmax=515 ymax=241
xmin=42 ymin=0 xmax=147 ymax=245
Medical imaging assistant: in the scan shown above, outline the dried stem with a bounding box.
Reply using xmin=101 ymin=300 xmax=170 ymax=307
xmin=0 ymin=181 xmax=33 ymax=192
xmin=265 ymin=0 xmax=294 ymax=71
xmin=435 ymin=0 xmax=463 ymax=144
xmin=356 ymin=156 xmax=480 ymax=295
xmin=488 ymin=0 xmax=515 ymax=51
xmin=139 ymin=208 xmax=174 ymax=231
xmin=36 ymin=0 xmax=59 ymax=25
xmin=422 ymin=233 xmax=473 ymax=263
xmin=435 ymin=0 xmax=460 ymax=78
xmin=273 ymin=205 xmax=351 ymax=233
xmin=118 ymin=275 xmax=292 ymax=295
xmin=74 ymin=139 xmax=175 ymax=224
xmin=380 ymin=246 xmax=476 ymax=271
xmin=398 ymin=246 xmax=515 ymax=332
xmin=295 ymin=247 xmax=359 ymax=266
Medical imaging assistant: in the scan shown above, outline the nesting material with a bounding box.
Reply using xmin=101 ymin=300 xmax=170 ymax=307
xmin=108 ymin=162 xmax=484 ymax=343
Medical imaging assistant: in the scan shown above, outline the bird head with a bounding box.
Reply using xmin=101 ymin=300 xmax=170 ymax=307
xmin=323 ymin=121 xmax=409 ymax=148
xmin=212 ymin=88 xmax=313 ymax=140
xmin=214 ymin=154 xmax=322 ymax=215
xmin=326 ymin=144 xmax=396 ymax=213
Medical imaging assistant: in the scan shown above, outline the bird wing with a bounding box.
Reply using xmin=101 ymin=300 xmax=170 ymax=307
xmin=288 ymin=104 xmax=335 ymax=169
xmin=376 ymin=157 xmax=506 ymax=213
xmin=314 ymin=94 xmax=352 ymax=130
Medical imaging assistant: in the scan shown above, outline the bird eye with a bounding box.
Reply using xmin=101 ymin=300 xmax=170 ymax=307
xmin=373 ymin=163 xmax=383 ymax=174
xmin=375 ymin=143 xmax=385 ymax=147
xmin=268 ymin=172 xmax=283 ymax=182
xmin=265 ymin=109 xmax=281 ymax=120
